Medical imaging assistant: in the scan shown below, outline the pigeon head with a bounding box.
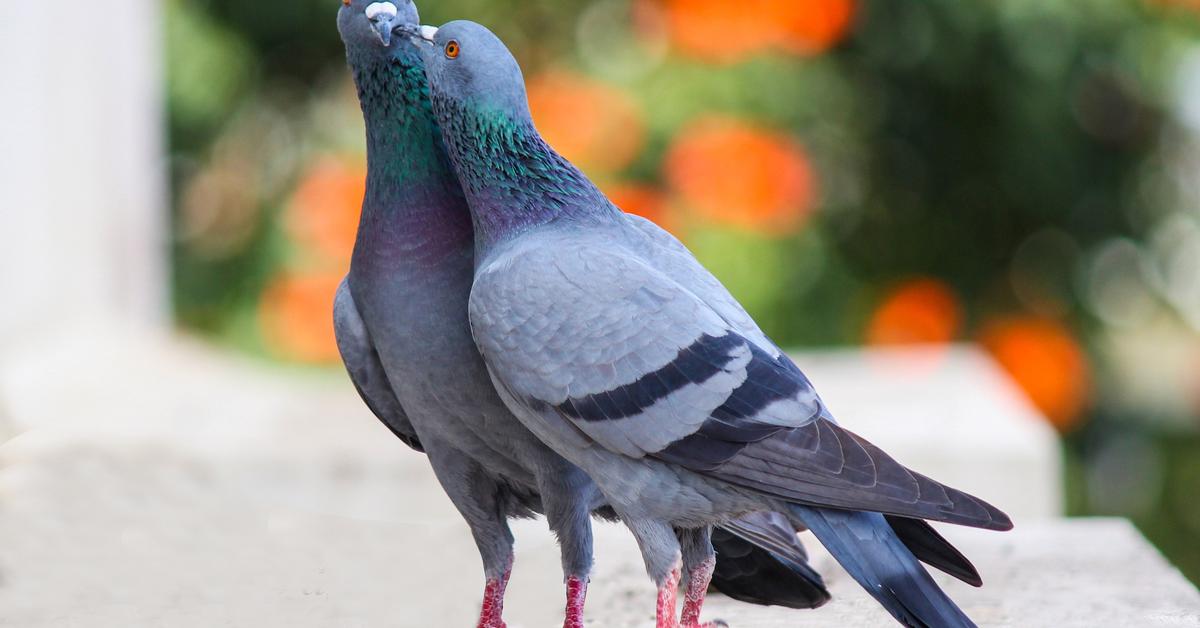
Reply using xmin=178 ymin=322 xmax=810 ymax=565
xmin=412 ymin=21 xmax=612 ymax=246
xmin=417 ymin=21 xmax=533 ymax=124
xmin=337 ymin=0 xmax=419 ymax=54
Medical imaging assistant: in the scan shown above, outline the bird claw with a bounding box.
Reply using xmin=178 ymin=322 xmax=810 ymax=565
xmin=678 ymin=617 xmax=728 ymax=628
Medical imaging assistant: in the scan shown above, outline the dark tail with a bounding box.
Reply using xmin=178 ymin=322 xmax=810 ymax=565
xmin=791 ymin=505 xmax=976 ymax=628
xmin=710 ymin=521 xmax=831 ymax=609
xmin=887 ymin=516 xmax=982 ymax=587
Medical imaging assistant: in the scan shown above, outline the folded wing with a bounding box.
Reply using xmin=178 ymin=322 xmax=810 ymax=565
xmin=469 ymin=242 xmax=1010 ymax=531
xmin=334 ymin=280 xmax=423 ymax=452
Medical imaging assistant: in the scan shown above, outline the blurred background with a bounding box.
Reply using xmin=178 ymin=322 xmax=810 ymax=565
xmin=162 ymin=0 xmax=1200 ymax=583
xmin=2 ymin=0 xmax=1199 ymax=615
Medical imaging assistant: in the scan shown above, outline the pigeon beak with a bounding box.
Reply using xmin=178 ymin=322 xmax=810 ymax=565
xmin=392 ymin=23 xmax=424 ymax=44
xmin=398 ymin=25 xmax=437 ymax=44
xmin=411 ymin=25 xmax=438 ymax=65
xmin=365 ymin=2 xmax=399 ymax=47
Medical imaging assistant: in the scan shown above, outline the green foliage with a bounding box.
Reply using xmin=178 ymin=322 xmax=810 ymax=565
xmin=166 ymin=0 xmax=255 ymax=149
xmin=829 ymin=0 xmax=1156 ymax=302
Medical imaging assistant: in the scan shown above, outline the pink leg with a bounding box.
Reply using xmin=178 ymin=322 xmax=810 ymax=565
xmin=679 ymin=556 xmax=724 ymax=628
xmin=477 ymin=562 xmax=513 ymax=628
xmin=655 ymin=566 xmax=681 ymax=628
xmin=563 ymin=575 xmax=588 ymax=628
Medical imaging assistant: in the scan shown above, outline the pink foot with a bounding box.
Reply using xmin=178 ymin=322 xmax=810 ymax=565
xmin=679 ymin=557 xmax=726 ymax=628
xmin=477 ymin=563 xmax=513 ymax=628
xmin=655 ymin=566 xmax=681 ymax=628
xmin=563 ymin=575 xmax=588 ymax=628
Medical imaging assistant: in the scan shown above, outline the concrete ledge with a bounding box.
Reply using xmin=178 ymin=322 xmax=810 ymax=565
xmin=665 ymin=518 xmax=1200 ymax=628
xmin=3 ymin=443 xmax=1197 ymax=627
xmin=0 ymin=334 xmax=1167 ymax=626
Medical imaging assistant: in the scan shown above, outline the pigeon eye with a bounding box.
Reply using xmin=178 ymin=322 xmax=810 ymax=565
xmin=342 ymin=0 xmax=350 ymax=5
xmin=445 ymin=40 xmax=461 ymax=59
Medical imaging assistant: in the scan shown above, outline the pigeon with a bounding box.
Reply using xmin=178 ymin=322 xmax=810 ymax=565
xmin=336 ymin=3 xmax=602 ymax=625
xmin=415 ymin=20 xmax=1012 ymax=628
xmin=334 ymin=2 xmax=834 ymax=625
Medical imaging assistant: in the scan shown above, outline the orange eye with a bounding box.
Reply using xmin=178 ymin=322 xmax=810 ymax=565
xmin=342 ymin=0 xmax=350 ymax=5
xmin=445 ymin=41 xmax=460 ymax=59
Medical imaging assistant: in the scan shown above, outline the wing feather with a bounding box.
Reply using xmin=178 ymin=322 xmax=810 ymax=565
xmin=333 ymin=279 xmax=423 ymax=452
xmin=470 ymin=237 xmax=1010 ymax=530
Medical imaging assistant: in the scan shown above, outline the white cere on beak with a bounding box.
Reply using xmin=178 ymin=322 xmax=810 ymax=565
xmin=420 ymin=25 xmax=439 ymax=41
xmin=365 ymin=2 xmax=398 ymax=21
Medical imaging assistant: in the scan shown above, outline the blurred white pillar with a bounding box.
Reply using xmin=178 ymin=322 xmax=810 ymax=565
xmin=0 ymin=0 xmax=167 ymax=342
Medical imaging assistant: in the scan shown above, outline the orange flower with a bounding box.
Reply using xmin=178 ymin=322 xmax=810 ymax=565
xmin=664 ymin=116 xmax=815 ymax=235
xmin=866 ymin=278 xmax=961 ymax=346
xmin=259 ymin=271 xmax=343 ymax=364
xmin=659 ymin=0 xmax=855 ymax=63
xmin=527 ymin=71 xmax=645 ymax=175
xmin=979 ymin=317 xmax=1091 ymax=432
xmin=777 ymin=0 xmax=856 ymax=54
xmin=285 ymin=157 xmax=365 ymax=267
xmin=660 ymin=0 xmax=774 ymax=63
xmin=604 ymin=182 xmax=678 ymax=234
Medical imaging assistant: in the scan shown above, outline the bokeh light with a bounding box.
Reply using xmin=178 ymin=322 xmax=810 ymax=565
xmin=659 ymin=0 xmax=776 ymax=64
xmin=258 ymin=271 xmax=342 ymax=364
xmin=665 ymin=116 xmax=815 ymax=235
xmin=178 ymin=155 xmax=261 ymax=260
xmin=603 ymin=182 xmax=678 ymax=234
xmin=866 ymin=278 xmax=961 ymax=346
xmin=657 ymin=0 xmax=856 ymax=63
xmin=527 ymin=70 xmax=645 ymax=175
xmin=776 ymin=0 xmax=857 ymax=55
xmin=284 ymin=157 xmax=365 ymax=268
xmin=980 ymin=317 xmax=1092 ymax=432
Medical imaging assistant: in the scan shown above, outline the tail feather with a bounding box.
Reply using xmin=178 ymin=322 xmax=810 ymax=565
xmin=710 ymin=523 xmax=831 ymax=609
xmin=718 ymin=511 xmax=810 ymax=565
xmin=888 ymin=516 xmax=982 ymax=587
xmin=792 ymin=505 xmax=976 ymax=628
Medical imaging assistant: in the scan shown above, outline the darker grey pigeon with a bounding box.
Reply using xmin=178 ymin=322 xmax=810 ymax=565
xmin=336 ymin=3 xmax=599 ymax=626
xmin=416 ymin=20 xmax=1011 ymax=628
xmin=334 ymin=2 xmax=836 ymax=625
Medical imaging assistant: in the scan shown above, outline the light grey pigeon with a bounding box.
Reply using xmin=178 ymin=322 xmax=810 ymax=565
xmin=334 ymin=2 xmax=839 ymax=626
xmin=414 ymin=20 xmax=1012 ymax=628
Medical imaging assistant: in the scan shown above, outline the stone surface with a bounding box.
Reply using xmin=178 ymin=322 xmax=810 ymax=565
xmin=0 ymin=334 xmax=1135 ymax=627
xmin=2 ymin=442 xmax=1196 ymax=627
xmin=615 ymin=516 xmax=1200 ymax=628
